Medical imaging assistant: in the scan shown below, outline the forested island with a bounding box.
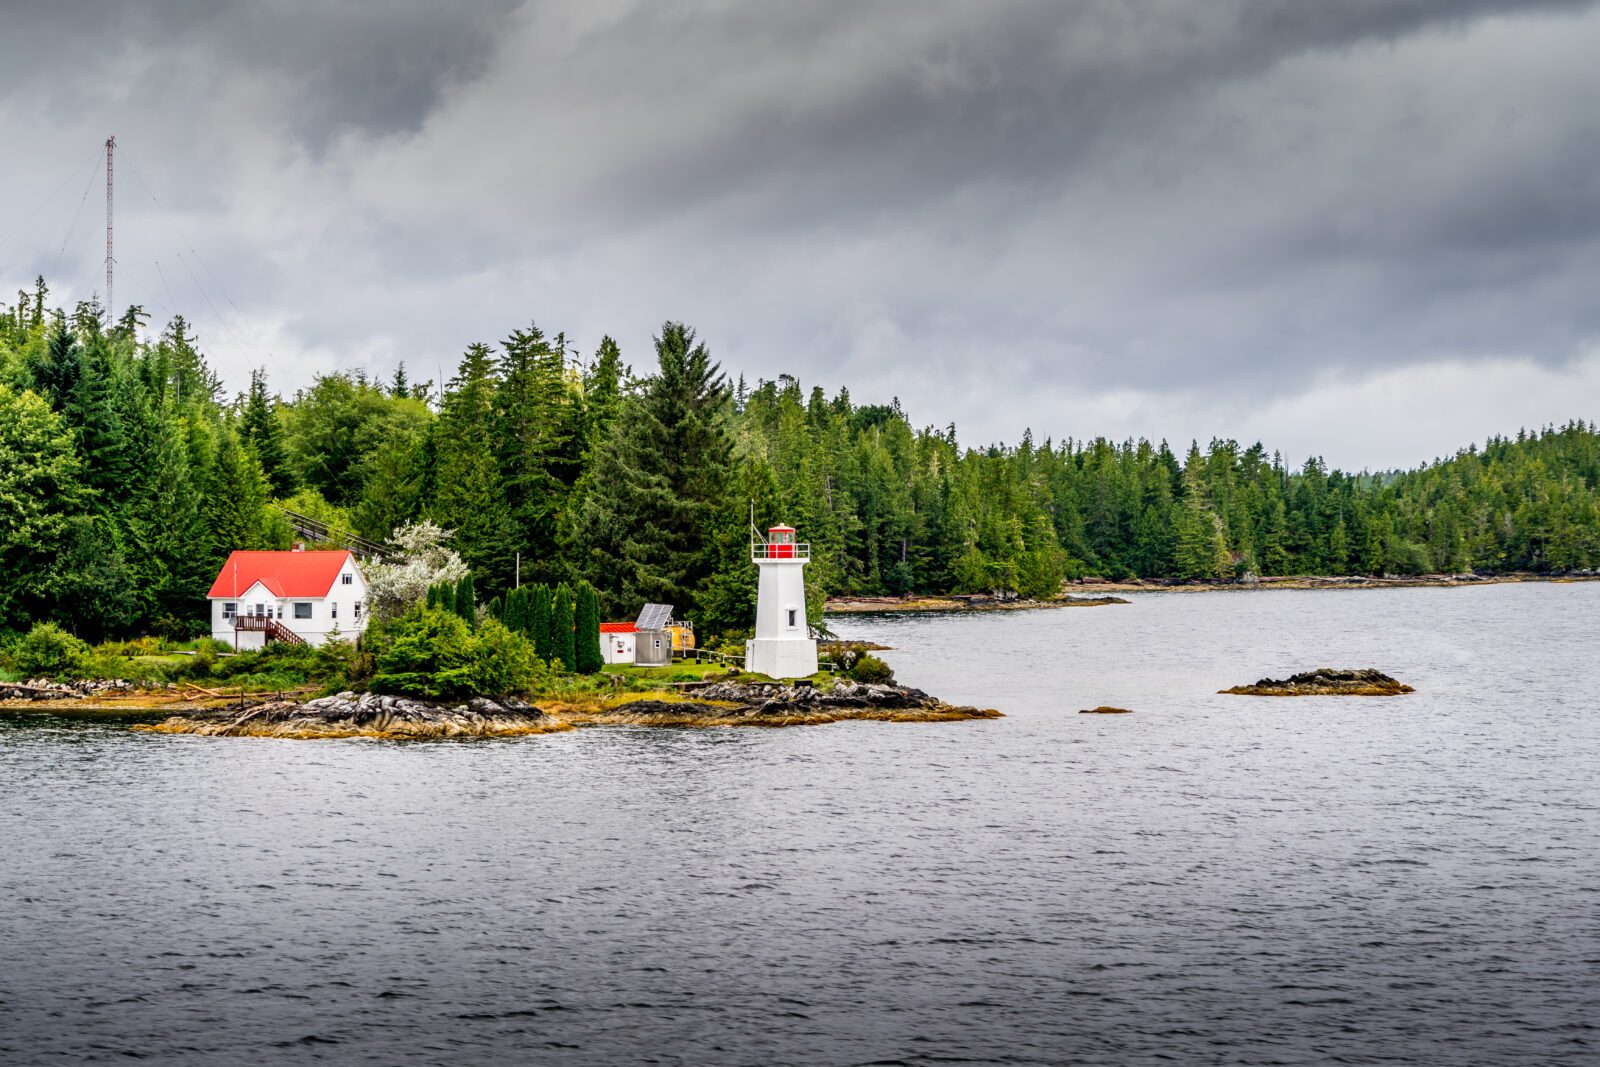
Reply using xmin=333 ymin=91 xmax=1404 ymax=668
xmin=2 ymin=277 xmax=1599 ymax=647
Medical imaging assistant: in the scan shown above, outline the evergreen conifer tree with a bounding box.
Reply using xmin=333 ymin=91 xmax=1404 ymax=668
xmin=241 ymin=368 xmax=296 ymax=497
xmin=201 ymin=427 xmax=270 ymax=563
xmin=437 ymin=579 xmax=456 ymax=616
xmin=529 ymin=583 xmax=553 ymax=661
xmin=0 ymin=385 xmax=90 ymax=629
xmin=432 ymin=343 xmax=517 ymax=589
xmin=455 ymin=573 xmax=476 ymax=627
xmin=550 ymin=582 xmax=576 ymax=671
xmin=495 ymin=324 xmax=576 ymax=581
xmin=23 ymin=317 xmax=81 ymax=412
xmin=503 ymin=585 xmax=526 ymax=634
xmin=565 ymin=321 xmax=734 ymax=618
xmin=574 ymin=581 xmax=602 ymax=673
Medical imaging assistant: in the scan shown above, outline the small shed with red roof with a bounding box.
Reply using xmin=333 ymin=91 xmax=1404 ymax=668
xmin=207 ymin=546 xmax=369 ymax=649
xmin=599 ymin=622 xmax=637 ymax=665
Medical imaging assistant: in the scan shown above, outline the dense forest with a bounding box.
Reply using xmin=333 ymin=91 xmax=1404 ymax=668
xmin=3 ymin=277 xmax=1599 ymax=642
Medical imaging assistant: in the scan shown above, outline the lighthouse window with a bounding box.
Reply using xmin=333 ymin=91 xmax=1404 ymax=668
xmin=787 ymin=608 xmax=798 ymax=628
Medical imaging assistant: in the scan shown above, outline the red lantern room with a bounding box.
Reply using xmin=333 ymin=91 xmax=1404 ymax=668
xmin=767 ymin=524 xmax=796 ymax=558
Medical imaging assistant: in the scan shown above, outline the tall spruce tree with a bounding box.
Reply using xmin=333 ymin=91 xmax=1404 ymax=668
xmin=201 ymin=427 xmax=270 ymax=563
xmin=495 ymin=324 xmax=574 ymax=582
xmin=241 ymin=368 xmax=295 ymax=497
xmin=565 ymin=321 xmax=733 ymax=618
xmin=455 ymin=573 xmax=476 ymax=627
xmin=432 ymin=343 xmax=517 ymax=589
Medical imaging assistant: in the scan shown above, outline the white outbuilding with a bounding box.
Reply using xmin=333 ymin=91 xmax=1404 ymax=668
xmin=207 ymin=548 xmax=369 ymax=649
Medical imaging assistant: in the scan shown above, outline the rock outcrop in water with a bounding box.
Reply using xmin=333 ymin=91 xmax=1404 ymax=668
xmin=566 ymin=678 xmax=1001 ymax=728
xmin=137 ymin=691 xmax=572 ymax=739
xmin=1079 ymin=706 xmax=1134 ymax=714
xmin=1220 ymin=669 xmax=1414 ymax=697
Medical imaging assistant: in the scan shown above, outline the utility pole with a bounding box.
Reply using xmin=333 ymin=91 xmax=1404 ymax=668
xmin=104 ymin=135 xmax=115 ymax=318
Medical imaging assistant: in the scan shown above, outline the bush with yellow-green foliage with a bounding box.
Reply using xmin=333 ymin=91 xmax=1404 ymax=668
xmin=11 ymin=622 xmax=91 ymax=678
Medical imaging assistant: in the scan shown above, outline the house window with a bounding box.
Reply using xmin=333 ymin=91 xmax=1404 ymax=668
xmin=354 ymin=602 xmax=362 ymax=619
xmin=331 ymin=602 xmax=338 ymax=619
xmin=294 ymin=602 xmax=313 ymax=620
xmin=223 ymin=603 xmax=236 ymax=619
xmin=787 ymin=608 xmax=798 ymax=628
xmin=342 ymin=573 xmax=353 ymax=585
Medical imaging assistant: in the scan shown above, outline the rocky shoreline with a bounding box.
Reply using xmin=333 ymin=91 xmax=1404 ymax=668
xmin=136 ymin=692 xmax=572 ymax=739
xmin=0 ymin=677 xmax=141 ymax=701
xmin=133 ymin=678 xmax=1001 ymax=738
xmin=1221 ymin=668 xmax=1415 ymax=697
xmin=567 ymin=679 xmax=1000 ymax=728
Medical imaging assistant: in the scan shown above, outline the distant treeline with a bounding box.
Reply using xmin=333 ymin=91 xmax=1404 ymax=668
xmin=2 ymin=277 xmax=1596 ymax=641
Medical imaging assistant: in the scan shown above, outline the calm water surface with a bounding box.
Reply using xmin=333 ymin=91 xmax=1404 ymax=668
xmin=2 ymin=584 xmax=1597 ymax=1065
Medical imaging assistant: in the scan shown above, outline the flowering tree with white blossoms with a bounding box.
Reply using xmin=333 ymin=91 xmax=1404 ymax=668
xmin=363 ymin=521 xmax=469 ymax=621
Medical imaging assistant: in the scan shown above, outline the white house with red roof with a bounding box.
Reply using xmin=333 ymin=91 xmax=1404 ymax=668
xmin=207 ymin=547 xmax=369 ymax=649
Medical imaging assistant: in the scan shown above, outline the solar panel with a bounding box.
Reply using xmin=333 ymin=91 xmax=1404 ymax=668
xmin=636 ymin=603 xmax=673 ymax=631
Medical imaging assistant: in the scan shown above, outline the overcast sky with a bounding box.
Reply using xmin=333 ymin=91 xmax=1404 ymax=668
xmin=4 ymin=0 xmax=1599 ymax=470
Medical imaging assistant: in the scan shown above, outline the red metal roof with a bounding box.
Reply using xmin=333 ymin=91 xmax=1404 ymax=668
xmin=600 ymin=622 xmax=637 ymax=633
xmin=207 ymin=550 xmax=354 ymax=599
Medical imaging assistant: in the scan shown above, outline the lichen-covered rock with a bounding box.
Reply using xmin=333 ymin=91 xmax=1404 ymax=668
xmin=1220 ymin=668 xmax=1414 ymax=697
xmin=135 ymin=691 xmax=571 ymax=739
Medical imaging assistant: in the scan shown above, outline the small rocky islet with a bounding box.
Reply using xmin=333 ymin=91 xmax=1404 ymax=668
xmin=1220 ymin=668 xmax=1414 ymax=697
xmin=134 ymin=678 xmax=1000 ymax=739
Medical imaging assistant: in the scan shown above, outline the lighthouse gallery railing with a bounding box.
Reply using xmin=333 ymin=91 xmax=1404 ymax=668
xmin=751 ymin=541 xmax=810 ymax=561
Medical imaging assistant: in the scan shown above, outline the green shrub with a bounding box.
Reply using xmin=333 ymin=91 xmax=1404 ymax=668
xmin=849 ymin=653 xmax=895 ymax=685
xmin=369 ymin=607 xmax=543 ymax=700
xmin=12 ymin=623 xmax=91 ymax=678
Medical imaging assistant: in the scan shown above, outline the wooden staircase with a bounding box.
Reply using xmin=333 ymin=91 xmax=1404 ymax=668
xmin=234 ymin=615 xmax=307 ymax=647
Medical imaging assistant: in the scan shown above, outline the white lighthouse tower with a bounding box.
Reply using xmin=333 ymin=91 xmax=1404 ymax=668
xmin=745 ymin=523 xmax=819 ymax=679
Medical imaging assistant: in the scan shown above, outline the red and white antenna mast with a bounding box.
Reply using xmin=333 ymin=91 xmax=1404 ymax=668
xmin=104 ymin=135 xmax=115 ymax=317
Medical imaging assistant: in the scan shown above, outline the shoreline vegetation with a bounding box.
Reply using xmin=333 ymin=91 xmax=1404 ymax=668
xmin=824 ymin=570 xmax=1599 ymax=613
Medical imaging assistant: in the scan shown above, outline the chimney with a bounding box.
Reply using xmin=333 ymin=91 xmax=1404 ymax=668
xmin=292 ymin=542 xmax=306 ymax=552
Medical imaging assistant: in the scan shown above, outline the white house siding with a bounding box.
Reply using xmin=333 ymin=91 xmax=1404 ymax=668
xmin=209 ymin=561 xmax=371 ymax=648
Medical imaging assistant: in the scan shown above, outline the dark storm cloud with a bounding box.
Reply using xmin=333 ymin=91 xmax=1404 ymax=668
xmin=0 ymin=1 xmax=515 ymax=148
xmin=4 ymin=0 xmax=1600 ymax=466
